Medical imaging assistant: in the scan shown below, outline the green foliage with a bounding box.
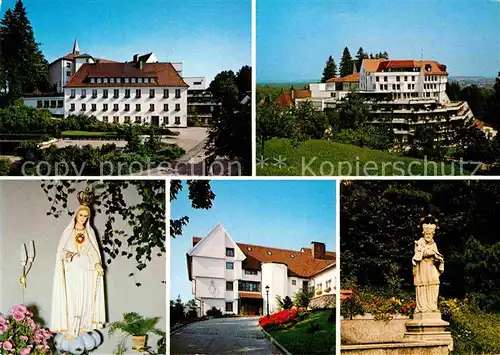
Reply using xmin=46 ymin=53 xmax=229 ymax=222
xmin=0 ymin=158 xmax=11 ymax=175
xmin=256 ymin=101 xmax=294 ymax=152
xmin=276 ymin=295 xmax=294 ymax=311
xmin=333 ymin=125 xmax=394 ymax=151
xmin=340 ymin=293 xmax=365 ymax=320
xmin=206 ymin=307 xmax=223 ymax=318
xmin=207 ymin=66 xmax=251 ymax=174
xmin=321 ymin=55 xmax=337 ymax=83
xmin=354 ymin=47 xmax=369 ymax=72
xmin=108 ymin=312 xmax=165 ymax=337
xmin=293 ymin=288 xmax=315 ymax=309
xmin=170 ymin=296 xmax=185 ymax=326
xmin=337 ymin=91 xmax=371 ymax=129
xmin=341 ymin=181 xmax=500 ymax=311
xmin=42 ymin=180 xmax=165 ymax=277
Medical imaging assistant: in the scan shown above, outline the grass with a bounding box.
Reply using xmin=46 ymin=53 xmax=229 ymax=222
xmin=267 ymin=309 xmax=335 ymax=355
xmin=257 ymin=138 xmax=471 ymax=176
xmin=61 ymin=131 xmax=115 ymax=137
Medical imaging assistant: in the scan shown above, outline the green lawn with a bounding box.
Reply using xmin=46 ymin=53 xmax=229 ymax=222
xmin=257 ymin=138 xmax=471 ymax=176
xmin=61 ymin=131 xmax=115 ymax=137
xmin=267 ymin=309 xmax=335 ymax=355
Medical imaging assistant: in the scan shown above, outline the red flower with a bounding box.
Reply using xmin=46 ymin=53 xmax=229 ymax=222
xmin=259 ymin=308 xmax=298 ymax=328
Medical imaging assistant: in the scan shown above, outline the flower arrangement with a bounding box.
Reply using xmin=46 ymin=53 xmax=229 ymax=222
xmin=367 ymin=297 xmax=415 ymax=321
xmin=259 ymin=308 xmax=298 ymax=329
xmin=325 ymin=287 xmax=332 ymax=293
xmin=0 ymin=304 xmax=53 ymax=354
xmin=316 ymin=290 xmax=323 ymax=296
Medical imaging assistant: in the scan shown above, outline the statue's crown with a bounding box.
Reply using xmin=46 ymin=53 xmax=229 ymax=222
xmin=77 ymin=187 xmax=95 ymax=207
xmin=422 ymin=223 xmax=437 ymax=233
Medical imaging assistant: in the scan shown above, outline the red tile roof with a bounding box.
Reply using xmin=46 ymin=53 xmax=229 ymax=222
xmin=64 ymin=62 xmax=188 ymax=88
xmin=239 ymin=292 xmax=263 ymax=299
xmin=362 ymin=59 xmax=386 ymax=72
xmin=326 ymin=72 xmax=359 ymax=83
xmin=274 ymin=89 xmax=311 ymax=107
xmin=362 ymin=59 xmax=448 ymax=76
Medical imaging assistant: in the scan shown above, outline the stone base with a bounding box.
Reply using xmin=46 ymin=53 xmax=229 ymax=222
xmin=341 ymin=342 xmax=450 ymax=355
xmin=404 ymin=312 xmax=453 ymax=352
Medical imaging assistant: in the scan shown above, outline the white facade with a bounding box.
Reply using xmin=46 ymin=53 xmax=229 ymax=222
xmin=63 ymin=86 xmax=188 ymax=127
xmin=23 ymin=95 xmax=65 ymax=116
xmin=188 ymin=225 xmax=337 ymax=316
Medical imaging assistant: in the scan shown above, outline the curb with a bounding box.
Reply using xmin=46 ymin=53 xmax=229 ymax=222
xmin=260 ymin=327 xmax=293 ymax=355
xmin=170 ymin=323 xmax=190 ymax=336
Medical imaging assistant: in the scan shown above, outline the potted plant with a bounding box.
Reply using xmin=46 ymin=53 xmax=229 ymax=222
xmin=316 ymin=290 xmax=323 ymax=296
xmin=109 ymin=312 xmax=165 ymax=354
xmin=325 ymin=287 xmax=332 ymax=293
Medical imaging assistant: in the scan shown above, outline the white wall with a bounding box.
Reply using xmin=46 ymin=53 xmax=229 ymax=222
xmin=261 ymin=263 xmax=288 ymax=314
xmin=194 ymin=277 xmax=226 ymax=299
xmin=63 ymin=87 xmax=188 ymax=127
xmin=311 ymin=267 xmax=336 ymax=297
xmin=0 ymin=181 xmax=166 ymax=354
xmin=49 ymin=61 xmax=63 ymax=93
xmin=192 ymin=257 xmax=226 ymax=279
xmin=287 ymin=276 xmax=307 ymax=299
xmin=23 ymin=96 xmax=64 ymax=116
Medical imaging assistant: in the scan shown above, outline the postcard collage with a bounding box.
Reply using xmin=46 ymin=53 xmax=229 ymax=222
xmin=0 ymin=0 xmax=498 ymax=354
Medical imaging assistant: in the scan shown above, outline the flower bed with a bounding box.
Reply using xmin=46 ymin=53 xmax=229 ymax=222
xmin=259 ymin=308 xmax=298 ymax=330
xmin=0 ymin=304 xmax=53 ymax=354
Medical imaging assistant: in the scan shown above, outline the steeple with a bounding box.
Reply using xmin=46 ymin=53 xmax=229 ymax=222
xmin=72 ymin=39 xmax=80 ymax=55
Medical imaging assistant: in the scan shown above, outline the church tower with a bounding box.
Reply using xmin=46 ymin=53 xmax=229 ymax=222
xmin=72 ymin=39 xmax=80 ymax=55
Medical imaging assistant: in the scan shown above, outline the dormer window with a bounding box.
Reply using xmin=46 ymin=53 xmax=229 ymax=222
xmin=425 ymin=64 xmax=432 ymax=72
xmin=131 ymin=78 xmax=136 ymax=83
xmin=125 ymin=78 xmax=129 ymax=83
xmin=267 ymin=251 xmax=272 ymax=255
xmin=226 ymin=248 xmax=235 ymax=257
xmin=97 ymin=78 xmax=102 ymax=83
xmin=110 ymin=78 xmax=115 ymax=83
xmin=103 ymin=78 xmax=108 ymax=83
xmin=90 ymin=78 xmax=95 ymax=83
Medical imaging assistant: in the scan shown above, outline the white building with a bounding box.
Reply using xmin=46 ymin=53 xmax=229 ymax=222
xmin=187 ymin=224 xmax=336 ymax=316
xmin=63 ymin=57 xmax=188 ymax=126
xmin=292 ymin=58 xmax=475 ymax=143
xmin=184 ymin=77 xmax=218 ymax=125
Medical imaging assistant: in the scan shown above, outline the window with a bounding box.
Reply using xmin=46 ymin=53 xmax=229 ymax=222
xmin=81 ymin=103 xmax=86 ymax=111
xmin=116 ymin=78 xmax=121 ymax=83
xmin=70 ymin=103 xmax=75 ymax=111
xmin=384 ymin=76 xmax=387 ymax=82
xmin=43 ymin=100 xmax=49 ymax=108
xmin=149 ymin=89 xmax=155 ymax=98
xmin=404 ymin=76 xmax=408 ymax=81
xmin=110 ymin=78 xmax=115 ymax=83
xmin=226 ymin=248 xmax=235 ymax=257
xmin=149 ymin=104 xmax=154 ymax=111
xmin=102 ymin=116 xmax=108 ymax=123
xmin=317 ymin=283 xmax=322 ymax=291
xmin=392 ymin=84 xmax=395 ymax=90
xmin=376 ymin=76 xmax=379 ymax=82
xmin=303 ymin=281 xmax=309 ymax=290
xmin=57 ymin=100 xmax=63 ymax=108
xmin=226 ymin=281 xmax=233 ymax=291
xmin=175 ymin=103 xmax=181 ymax=111
xmin=136 ymin=89 xmax=141 ymax=98
xmin=175 ymin=89 xmax=181 ymax=98
xmin=136 ymin=104 xmax=141 ymax=111
xmin=81 ymin=89 xmax=86 ymax=98
xmin=66 ymin=71 xmax=71 ymax=77
xmin=125 ymin=89 xmax=130 ymax=98
xmin=163 ymin=89 xmax=169 ymax=98
xmin=226 ymin=262 xmax=234 ymax=270
xmin=163 ymin=116 xmax=169 ymax=124
xmin=113 ymin=116 xmax=119 ymax=123
xmin=103 ymin=103 xmax=108 ymax=111
xmin=225 ymin=302 xmax=233 ymax=312
xmin=113 ymin=89 xmax=119 ymax=98
xmin=70 ymin=89 xmax=76 ymax=98
xmin=66 ymin=62 xmax=71 ymax=68
xmin=244 ymin=270 xmax=258 ymax=275
xmin=397 ymin=84 xmax=400 ymax=90
xmin=131 ymin=78 xmax=136 ymax=83
xmin=124 ymin=116 xmax=131 ymax=124
xmin=36 ymin=100 xmax=42 ymax=108
xmin=163 ymin=104 xmax=169 ymax=111
xmin=97 ymin=78 xmax=102 ymax=83
xmin=135 ymin=116 xmax=141 ymax=124
xmin=138 ymin=78 xmax=143 ymax=83
xmin=91 ymin=104 xmax=96 ymax=111
xmin=326 ymin=280 xmax=332 ymax=289
xmin=92 ymin=89 xmax=97 ymax=98
xmin=175 ymin=116 xmax=181 ymax=125
xmin=396 ymin=76 xmax=400 ymax=82
xmin=412 ymin=76 xmax=415 ymax=81
xmin=50 ymin=100 xmax=56 ymax=108
xmin=384 ymin=84 xmax=388 ymax=90
xmin=113 ymin=104 xmax=119 ymax=111
xmin=125 ymin=104 xmax=130 ymax=111
xmin=103 ymin=89 xmax=108 ymax=98
xmin=103 ymin=78 xmax=108 ymax=83
xmin=238 ymin=281 xmax=260 ymax=292
xmin=90 ymin=78 xmax=95 ymax=84
xmin=292 ymin=280 xmax=296 ymax=286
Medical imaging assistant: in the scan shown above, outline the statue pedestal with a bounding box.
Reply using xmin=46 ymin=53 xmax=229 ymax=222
xmin=404 ymin=312 xmax=453 ymax=351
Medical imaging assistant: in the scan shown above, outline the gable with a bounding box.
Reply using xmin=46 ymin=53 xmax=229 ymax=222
xmin=188 ymin=224 xmax=246 ymax=261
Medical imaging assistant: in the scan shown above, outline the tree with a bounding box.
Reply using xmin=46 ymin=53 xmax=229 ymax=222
xmin=256 ymin=102 xmax=293 ymax=152
xmin=235 ymin=65 xmax=251 ymax=94
xmin=355 ymin=47 xmax=368 ymax=72
xmin=185 ymin=299 xmax=199 ymax=320
xmin=338 ymin=91 xmax=371 ymax=129
xmin=170 ymin=295 xmax=185 ymax=326
xmin=206 ymin=66 xmax=252 ymax=174
xmin=381 ymin=51 xmax=389 ymax=59
xmin=339 ymin=47 xmax=353 ymax=77
xmin=321 ymin=55 xmax=337 ymax=83
xmin=293 ymin=287 xmax=314 ymax=309
xmin=0 ymin=0 xmax=50 ymax=100
xmin=446 ymin=82 xmax=462 ymax=101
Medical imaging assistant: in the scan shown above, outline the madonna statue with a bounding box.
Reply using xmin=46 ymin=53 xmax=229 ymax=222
xmin=50 ymin=189 xmax=106 ymax=338
xmin=412 ymin=215 xmax=444 ymax=314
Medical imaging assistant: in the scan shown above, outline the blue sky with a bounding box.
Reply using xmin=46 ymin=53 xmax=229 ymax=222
xmin=1 ymin=0 xmax=251 ymax=82
xmin=170 ymin=180 xmax=337 ymax=302
xmin=257 ymin=0 xmax=500 ymax=82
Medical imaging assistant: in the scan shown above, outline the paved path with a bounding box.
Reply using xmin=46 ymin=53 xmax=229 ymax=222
xmin=170 ymin=317 xmax=283 ymax=355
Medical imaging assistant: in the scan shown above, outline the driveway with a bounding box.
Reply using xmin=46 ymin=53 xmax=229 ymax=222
xmin=170 ymin=317 xmax=283 ymax=355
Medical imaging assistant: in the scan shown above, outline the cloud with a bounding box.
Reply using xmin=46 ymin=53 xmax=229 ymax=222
xmin=491 ymin=0 xmax=500 ymax=3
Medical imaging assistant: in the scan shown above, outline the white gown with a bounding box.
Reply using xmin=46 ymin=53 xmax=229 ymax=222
xmin=50 ymin=216 xmax=106 ymax=338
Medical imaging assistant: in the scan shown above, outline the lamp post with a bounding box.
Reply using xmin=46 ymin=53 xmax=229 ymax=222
xmin=265 ymin=285 xmax=270 ymax=318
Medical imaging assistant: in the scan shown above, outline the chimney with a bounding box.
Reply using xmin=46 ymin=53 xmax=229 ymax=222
xmin=192 ymin=237 xmax=201 ymax=247
xmin=133 ymin=54 xmax=139 ymax=62
xmin=311 ymin=242 xmax=326 ymax=259
xmin=139 ymin=60 xmax=144 ymax=70
xmin=291 ymin=88 xmax=295 ymax=100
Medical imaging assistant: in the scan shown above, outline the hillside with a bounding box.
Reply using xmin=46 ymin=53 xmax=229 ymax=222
xmin=257 ymin=139 xmax=470 ymax=176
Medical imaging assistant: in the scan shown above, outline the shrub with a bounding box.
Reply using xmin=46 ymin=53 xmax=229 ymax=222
xmin=259 ymin=308 xmax=298 ymax=330
xmin=0 ymin=158 xmax=11 ymax=176
xmin=276 ymin=295 xmax=294 ymax=311
xmin=307 ymin=322 xmax=321 ymax=333
xmin=340 ymin=293 xmax=365 ymax=320
xmin=293 ymin=288 xmax=315 ymax=309
xmin=206 ymin=307 xmax=223 ymax=318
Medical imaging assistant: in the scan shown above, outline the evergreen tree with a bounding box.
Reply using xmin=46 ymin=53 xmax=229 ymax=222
xmin=369 ymin=53 xmax=374 ymax=59
xmin=382 ymin=51 xmax=389 ymax=59
xmin=321 ymin=55 xmax=337 ymax=83
xmin=355 ymin=47 xmax=369 ymax=72
xmin=0 ymin=0 xmax=49 ymax=99
xmin=339 ymin=47 xmax=353 ymax=77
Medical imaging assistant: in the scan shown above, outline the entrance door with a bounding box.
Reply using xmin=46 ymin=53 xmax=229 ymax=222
xmin=239 ymin=298 xmax=262 ymax=316
xmin=151 ymin=116 xmax=160 ymax=126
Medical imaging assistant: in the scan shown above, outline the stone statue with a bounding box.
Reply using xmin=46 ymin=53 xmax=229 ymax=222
xmin=50 ymin=189 xmax=106 ymax=339
xmin=412 ymin=216 xmax=444 ymax=315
